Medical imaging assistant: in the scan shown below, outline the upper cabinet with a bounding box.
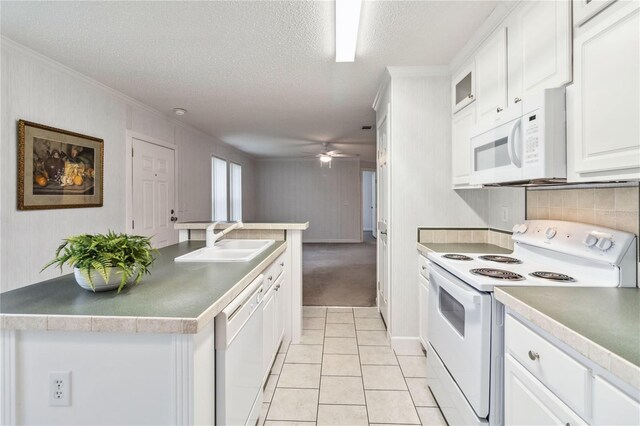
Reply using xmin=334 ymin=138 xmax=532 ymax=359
xmin=568 ymin=1 xmax=640 ymax=181
xmin=451 ymin=103 xmax=476 ymax=187
xmin=452 ymin=61 xmax=475 ymax=113
xmin=475 ymin=27 xmax=508 ymax=123
xmin=507 ymin=0 xmax=572 ymax=109
xmin=573 ymin=0 xmax=617 ymax=26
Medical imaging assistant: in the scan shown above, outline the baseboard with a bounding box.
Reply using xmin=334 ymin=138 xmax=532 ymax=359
xmin=363 ymin=228 xmax=373 ymax=232
xmin=303 ymin=239 xmax=362 ymax=243
xmin=390 ymin=336 xmax=425 ymax=356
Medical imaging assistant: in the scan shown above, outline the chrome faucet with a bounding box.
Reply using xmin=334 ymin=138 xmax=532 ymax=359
xmin=206 ymin=221 xmax=244 ymax=248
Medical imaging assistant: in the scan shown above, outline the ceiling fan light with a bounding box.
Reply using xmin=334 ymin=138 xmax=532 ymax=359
xmin=335 ymin=0 xmax=362 ymax=62
xmin=320 ymin=155 xmax=333 ymax=163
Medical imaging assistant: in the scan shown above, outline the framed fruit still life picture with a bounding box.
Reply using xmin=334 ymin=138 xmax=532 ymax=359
xmin=18 ymin=120 xmax=104 ymax=210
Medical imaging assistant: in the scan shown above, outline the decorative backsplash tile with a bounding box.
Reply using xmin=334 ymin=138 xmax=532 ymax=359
xmin=526 ymin=186 xmax=639 ymax=237
xmin=418 ymin=228 xmax=514 ymax=251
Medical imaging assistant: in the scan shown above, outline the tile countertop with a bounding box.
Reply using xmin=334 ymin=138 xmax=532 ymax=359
xmin=496 ymin=287 xmax=640 ymax=390
xmin=416 ymin=242 xmax=512 ymax=256
xmin=0 ymin=241 xmax=286 ymax=334
xmin=174 ymin=221 xmax=309 ymax=230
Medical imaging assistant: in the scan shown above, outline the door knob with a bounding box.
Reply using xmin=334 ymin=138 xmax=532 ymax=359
xmin=467 ymin=93 xmax=474 ymax=99
xmin=514 ymin=97 xmax=522 ymax=103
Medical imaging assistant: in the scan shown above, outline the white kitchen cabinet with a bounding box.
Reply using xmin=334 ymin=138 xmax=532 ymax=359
xmin=593 ymin=375 xmax=640 ymax=425
xmin=452 ymin=61 xmax=475 ymax=113
xmin=418 ymin=274 xmax=429 ymax=350
xmin=505 ymin=354 xmax=587 ymax=426
xmin=507 ymin=0 xmax=572 ymax=109
xmin=475 ymin=27 xmax=508 ymax=124
xmin=574 ymin=0 xmax=618 ymax=27
xmin=274 ymin=274 xmax=286 ymax=349
xmin=262 ymin=285 xmax=276 ymax=380
xmin=568 ymin=1 xmax=640 ymax=181
xmin=451 ymin=103 xmax=477 ymax=187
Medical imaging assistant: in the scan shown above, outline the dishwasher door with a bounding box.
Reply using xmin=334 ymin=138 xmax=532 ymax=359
xmin=216 ymin=275 xmax=264 ymax=426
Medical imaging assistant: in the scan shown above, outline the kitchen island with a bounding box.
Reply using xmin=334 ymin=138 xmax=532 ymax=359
xmin=0 ymin=222 xmax=308 ymax=426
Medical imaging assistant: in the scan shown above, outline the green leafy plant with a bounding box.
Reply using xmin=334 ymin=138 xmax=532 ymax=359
xmin=42 ymin=231 xmax=157 ymax=293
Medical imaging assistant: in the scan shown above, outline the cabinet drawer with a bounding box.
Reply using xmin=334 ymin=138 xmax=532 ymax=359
xmin=593 ymin=375 xmax=640 ymax=425
xmin=505 ymin=314 xmax=590 ymax=416
xmin=264 ymin=254 xmax=286 ymax=291
xmin=418 ymin=255 xmax=430 ymax=280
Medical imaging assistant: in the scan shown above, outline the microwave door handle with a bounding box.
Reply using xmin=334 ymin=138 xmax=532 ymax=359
xmin=507 ymin=119 xmax=522 ymax=168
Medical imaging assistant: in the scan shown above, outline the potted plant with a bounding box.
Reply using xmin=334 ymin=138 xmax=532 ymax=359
xmin=42 ymin=231 xmax=157 ymax=293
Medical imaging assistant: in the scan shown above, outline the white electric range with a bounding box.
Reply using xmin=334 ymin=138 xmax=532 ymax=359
xmin=425 ymin=220 xmax=638 ymax=426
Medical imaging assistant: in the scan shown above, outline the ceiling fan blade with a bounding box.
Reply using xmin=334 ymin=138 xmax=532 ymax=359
xmin=332 ymin=153 xmax=359 ymax=158
xmin=325 ymin=150 xmax=341 ymax=156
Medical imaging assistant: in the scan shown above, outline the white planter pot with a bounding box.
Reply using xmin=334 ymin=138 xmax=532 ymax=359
xmin=73 ymin=267 xmax=138 ymax=292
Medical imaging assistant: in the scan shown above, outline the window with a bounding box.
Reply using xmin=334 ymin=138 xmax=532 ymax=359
xmin=211 ymin=157 xmax=243 ymax=221
xmin=212 ymin=157 xmax=228 ymax=221
xmin=229 ymin=163 xmax=242 ymax=221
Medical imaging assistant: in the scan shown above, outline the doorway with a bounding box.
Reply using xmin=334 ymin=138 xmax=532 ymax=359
xmin=362 ymin=170 xmax=376 ymax=241
xmin=130 ymin=135 xmax=178 ymax=248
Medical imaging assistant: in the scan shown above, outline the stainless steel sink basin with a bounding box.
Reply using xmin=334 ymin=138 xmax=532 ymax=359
xmin=174 ymin=239 xmax=275 ymax=262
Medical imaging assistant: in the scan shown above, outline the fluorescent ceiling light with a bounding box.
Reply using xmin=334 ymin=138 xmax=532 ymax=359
xmin=335 ymin=0 xmax=362 ymax=62
xmin=320 ymin=155 xmax=333 ymax=163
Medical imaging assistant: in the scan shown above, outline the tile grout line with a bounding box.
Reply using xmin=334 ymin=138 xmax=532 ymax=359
xmin=353 ymin=307 xmax=371 ymax=425
xmin=392 ymin=341 xmax=422 ymax=425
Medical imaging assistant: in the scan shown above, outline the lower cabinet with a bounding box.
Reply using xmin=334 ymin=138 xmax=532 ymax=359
xmin=505 ymin=313 xmax=640 ymax=425
xmin=263 ymin=273 xmax=286 ymax=381
xmin=505 ymin=354 xmax=586 ymax=425
xmin=418 ymin=275 xmax=429 ymax=350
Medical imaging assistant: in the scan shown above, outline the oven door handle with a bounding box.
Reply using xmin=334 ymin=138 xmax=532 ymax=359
xmin=507 ymin=118 xmax=522 ymax=168
xmin=430 ymin=265 xmax=481 ymax=306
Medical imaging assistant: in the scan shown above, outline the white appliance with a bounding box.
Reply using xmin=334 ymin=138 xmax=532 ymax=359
xmin=426 ymin=220 xmax=637 ymax=426
xmin=470 ymin=88 xmax=566 ymax=185
xmin=216 ymin=275 xmax=265 ymax=426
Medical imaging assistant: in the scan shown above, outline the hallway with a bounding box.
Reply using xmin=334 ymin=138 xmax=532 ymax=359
xmin=303 ymin=232 xmax=377 ymax=307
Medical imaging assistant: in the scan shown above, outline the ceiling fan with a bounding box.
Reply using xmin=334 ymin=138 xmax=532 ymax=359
xmin=302 ymin=142 xmax=358 ymax=167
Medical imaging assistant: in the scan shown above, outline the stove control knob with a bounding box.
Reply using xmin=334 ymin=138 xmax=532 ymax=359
xmin=512 ymin=224 xmax=528 ymax=234
xmin=583 ymin=233 xmax=598 ymax=247
xmin=596 ymin=237 xmax=613 ymax=251
xmin=544 ymin=227 xmax=557 ymax=239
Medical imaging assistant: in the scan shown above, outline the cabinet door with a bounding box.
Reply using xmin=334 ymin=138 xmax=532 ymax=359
xmin=569 ymin=1 xmax=640 ymax=180
xmin=475 ymin=27 xmax=508 ymax=124
xmin=505 ymin=355 xmax=587 ymax=426
xmin=418 ymin=275 xmax=429 ymax=349
xmin=262 ymin=289 xmax=275 ymax=377
xmin=592 ymin=376 xmax=640 ymax=425
xmin=452 ymin=103 xmax=476 ymax=187
xmin=508 ymin=0 xmax=572 ymax=109
xmin=574 ymin=0 xmax=617 ymax=26
xmin=452 ymin=61 xmax=475 ymax=113
xmin=274 ymin=277 xmax=286 ymax=351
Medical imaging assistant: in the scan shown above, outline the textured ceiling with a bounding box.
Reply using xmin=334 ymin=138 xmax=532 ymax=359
xmin=1 ymin=1 xmax=497 ymax=161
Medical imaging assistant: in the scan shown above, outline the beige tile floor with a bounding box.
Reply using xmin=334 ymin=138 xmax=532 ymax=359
xmin=259 ymin=306 xmax=447 ymax=426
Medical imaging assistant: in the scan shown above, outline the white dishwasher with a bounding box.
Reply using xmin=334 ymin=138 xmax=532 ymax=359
xmin=216 ymin=275 xmax=264 ymax=426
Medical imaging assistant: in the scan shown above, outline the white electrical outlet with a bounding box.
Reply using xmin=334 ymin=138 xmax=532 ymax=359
xmin=501 ymin=206 xmax=509 ymax=222
xmin=49 ymin=371 xmax=71 ymax=406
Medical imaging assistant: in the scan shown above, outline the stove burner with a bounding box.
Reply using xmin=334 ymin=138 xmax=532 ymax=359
xmin=443 ymin=254 xmax=473 ymax=261
xmin=479 ymin=255 xmax=522 ymax=264
xmin=529 ymin=271 xmax=576 ymax=282
xmin=470 ymin=268 xmax=525 ymax=281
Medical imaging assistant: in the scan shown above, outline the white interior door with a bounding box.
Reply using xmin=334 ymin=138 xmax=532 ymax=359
xmin=377 ymin=111 xmax=390 ymax=326
xmin=132 ymin=138 xmax=177 ymax=248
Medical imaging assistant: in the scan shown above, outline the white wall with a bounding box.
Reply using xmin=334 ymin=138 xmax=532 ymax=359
xmin=255 ymin=158 xmax=361 ymax=242
xmin=362 ymin=171 xmax=374 ymax=231
xmin=0 ymin=38 xmax=256 ymax=292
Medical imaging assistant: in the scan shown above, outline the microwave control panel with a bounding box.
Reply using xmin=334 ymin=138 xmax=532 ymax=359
xmin=522 ymin=112 xmax=542 ymax=165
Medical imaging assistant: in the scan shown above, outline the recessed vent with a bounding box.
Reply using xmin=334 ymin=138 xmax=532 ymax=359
xmin=361 ymin=125 xmax=372 ymax=130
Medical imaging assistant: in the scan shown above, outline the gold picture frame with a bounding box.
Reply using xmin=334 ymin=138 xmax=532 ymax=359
xmin=18 ymin=120 xmax=104 ymax=210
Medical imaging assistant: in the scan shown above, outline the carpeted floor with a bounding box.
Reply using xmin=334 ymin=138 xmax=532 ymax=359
xmin=303 ymin=232 xmax=377 ymax=307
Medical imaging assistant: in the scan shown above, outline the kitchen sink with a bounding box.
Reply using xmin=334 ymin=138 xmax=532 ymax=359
xmin=174 ymin=239 xmax=275 ymax=263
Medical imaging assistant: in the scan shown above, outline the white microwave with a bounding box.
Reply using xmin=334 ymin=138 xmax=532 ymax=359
xmin=469 ymin=87 xmax=566 ymax=185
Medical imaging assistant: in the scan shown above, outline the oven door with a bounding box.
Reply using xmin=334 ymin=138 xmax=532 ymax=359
xmin=427 ymin=263 xmax=492 ymax=418
xmin=470 ymin=114 xmax=524 ymax=185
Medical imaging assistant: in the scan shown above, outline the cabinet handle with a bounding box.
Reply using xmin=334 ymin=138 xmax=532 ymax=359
xmin=467 ymin=93 xmax=474 ymax=99
xmin=528 ymin=350 xmax=540 ymax=361
xmin=280 ymin=262 xmax=285 ymax=267
xmin=514 ymin=97 xmax=522 ymax=104
xmin=268 ymin=276 xmax=273 ymax=281
xmin=496 ymin=106 xmax=504 ymax=113
xmin=421 ymin=266 xmax=427 ymax=270
xmin=565 ymin=423 xmax=572 ymax=426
